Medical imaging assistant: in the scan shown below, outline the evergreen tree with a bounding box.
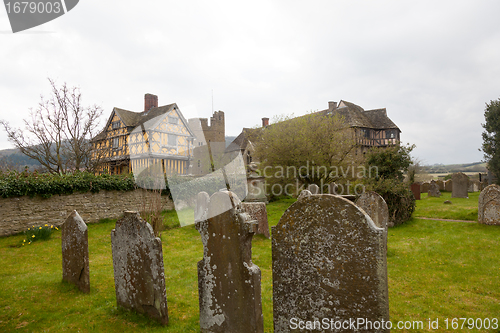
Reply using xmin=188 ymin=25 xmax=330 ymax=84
xmin=481 ymin=98 xmax=500 ymax=184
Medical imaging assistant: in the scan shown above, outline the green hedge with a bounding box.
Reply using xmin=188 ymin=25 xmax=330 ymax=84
xmin=0 ymin=170 xmax=137 ymax=199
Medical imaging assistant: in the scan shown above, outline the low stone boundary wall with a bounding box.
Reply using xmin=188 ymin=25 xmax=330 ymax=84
xmin=0 ymin=189 xmax=173 ymax=237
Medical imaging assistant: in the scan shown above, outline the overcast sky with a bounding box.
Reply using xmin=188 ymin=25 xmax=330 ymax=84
xmin=1 ymin=0 xmax=500 ymax=165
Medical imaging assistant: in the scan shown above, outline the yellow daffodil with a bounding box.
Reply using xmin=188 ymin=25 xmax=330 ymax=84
xmin=28 ymin=228 xmax=30 ymax=230
xmin=44 ymin=224 xmax=48 ymax=226
xmin=55 ymin=227 xmax=59 ymax=230
xmin=22 ymin=243 xmax=24 ymax=246
xmin=32 ymin=235 xmax=35 ymax=238
xmin=51 ymin=225 xmax=53 ymax=228
xmin=23 ymin=240 xmax=25 ymax=242
xmin=39 ymin=227 xmax=42 ymax=229
xmin=32 ymin=225 xmax=34 ymax=228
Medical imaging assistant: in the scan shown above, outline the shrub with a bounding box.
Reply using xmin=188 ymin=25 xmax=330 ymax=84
xmin=365 ymin=178 xmax=416 ymax=226
xmin=0 ymin=169 xmax=136 ymax=199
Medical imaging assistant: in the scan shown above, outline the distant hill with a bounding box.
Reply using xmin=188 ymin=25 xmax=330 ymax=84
xmin=0 ymin=147 xmax=41 ymax=170
xmin=422 ymin=162 xmax=487 ymax=174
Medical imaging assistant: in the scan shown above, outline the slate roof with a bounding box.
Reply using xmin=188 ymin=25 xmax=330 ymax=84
xmin=92 ymin=104 xmax=177 ymax=141
xmin=324 ymin=100 xmax=400 ymax=130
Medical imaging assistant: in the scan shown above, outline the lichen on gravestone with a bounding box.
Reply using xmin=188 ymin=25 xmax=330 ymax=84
xmin=111 ymin=211 xmax=168 ymax=325
xmin=196 ymin=191 xmax=264 ymax=333
xmin=272 ymin=194 xmax=389 ymax=333
xmin=62 ymin=210 xmax=90 ymax=293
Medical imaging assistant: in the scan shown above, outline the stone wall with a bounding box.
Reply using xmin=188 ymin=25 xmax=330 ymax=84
xmin=0 ymin=189 xmax=174 ymax=237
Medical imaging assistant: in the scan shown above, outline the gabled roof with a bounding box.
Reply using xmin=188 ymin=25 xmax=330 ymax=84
xmin=325 ymin=100 xmax=400 ymax=130
xmin=114 ymin=104 xmax=176 ymax=127
xmin=226 ymin=128 xmax=254 ymax=153
xmin=92 ymin=103 xmax=194 ymax=142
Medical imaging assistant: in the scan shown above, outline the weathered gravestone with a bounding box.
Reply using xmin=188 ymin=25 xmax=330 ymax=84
xmin=307 ymin=184 xmax=320 ymax=194
xmin=452 ymin=172 xmax=469 ymax=198
xmin=195 ymin=191 xmax=210 ymax=223
xmin=62 ymin=210 xmax=90 ymax=293
xmin=428 ymin=180 xmax=441 ymax=197
xmin=241 ymin=202 xmax=270 ymax=238
xmin=410 ymin=183 xmax=421 ymax=200
xmin=478 ymin=184 xmax=500 ymax=225
xmin=196 ymin=191 xmax=264 ymax=333
xmin=421 ymin=181 xmax=430 ymax=193
xmin=468 ymin=180 xmax=479 ymax=193
xmin=436 ymin=180 xmax=445 ymax=191
xmin=444 ymin=179 xmax=453 ymax=192
xmin=355 ymin=191 xmax=390 ymax=231
xmin=273 ymin=192 xmax=389 ymax=332
xmin=111 ymin=211 xmax=168 ymax=325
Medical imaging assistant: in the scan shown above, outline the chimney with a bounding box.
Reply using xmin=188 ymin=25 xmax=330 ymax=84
xmin=144 ymin=93 xmax=158 ymax=112
xmin=328 ymin=101 xmax=337 ymax=111
xmin=262 ymin=117 xmax=269 ymax=127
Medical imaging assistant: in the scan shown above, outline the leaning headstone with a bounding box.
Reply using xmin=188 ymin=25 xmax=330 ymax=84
xmin=445 ymin=179 xmax=453 ymax=192
xmin=452 ymin=172 xmax=469 ymax=198
xmin=273 ymin=194 xmax=389 ymax=332
xmin=478 ymin=184 xmax=500 ymax=225
xmin=307 ymin=184 xmax=320 ymax=194
xmin=421 ymin=181 xmax=430 ymax=193
xmin=436 ymin=180 xmax=445 ymax=191
xmin=428 ymin=180 xmax=441 ymax=197
xmin=241 ymin=202 xmax=270 ymax=238
xmin=355 ymin=191 xmax=389 ymax=231
xmin=196 ymin=191 xmax=263 ymax=333
xmin=410 ymin=183 xmax=421 ymax=200
xmin=62 ymin=210 xmax=90 ymax=293
xmin=111 ymin=211 xmax=168 ymax=325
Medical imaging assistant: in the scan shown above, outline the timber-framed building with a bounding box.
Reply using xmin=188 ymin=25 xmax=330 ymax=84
xmin=91 ymin=94 xmax=195 ymax=175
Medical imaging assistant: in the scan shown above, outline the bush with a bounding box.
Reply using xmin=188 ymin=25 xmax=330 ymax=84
xmin=365 ymin=178 xmax=416 ymax=226
xmin=0 ymin=169 xmax=137 ymax=199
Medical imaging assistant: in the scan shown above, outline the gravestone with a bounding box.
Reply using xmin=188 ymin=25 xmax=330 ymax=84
xmin=195 ymin=191 xmax=210 ymax=223
xmin=436 ymin=180 xmax=445 ymax=191
xmin=241 ymin=202 xmax=270 ymax=238
xmin=421 ymin=182 xmax=430 ymax=193
xmin=410 ymin=183 xmax=421 ymax=200
xmin=111 ymin=211 xmax=168 ymax=325
xmin=273 ymin=194 xmax=389 ymax=332
xmin=355 ymin=191 xmax=389 ymax=231
xmin=478 ymin=184 xmax=500 ymax=225
xmin=307 ymin=184 xmax=320 ymax=194
xmin=444 ymin=179 xmax=453 ymax=192
xmin=62 ymin=210 xmax=90 ymax=293
xmin=246 ymin=163 xmax=268 ymax=203
xmin=452 ymin=172 xmax=469 ymax=198
xmin=428 ymin=180 xmax=441 ymax=197
xmin=468 ymin=180 xmax=479 ymax=193
xmin=196 ymin=191 xmax=264 ymax=333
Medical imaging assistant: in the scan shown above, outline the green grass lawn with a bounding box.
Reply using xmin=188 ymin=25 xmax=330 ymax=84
xmin=414 ymin=191 xmax=479 ymax=221
xmin=0 ymin=195 xmax=499 ymax=332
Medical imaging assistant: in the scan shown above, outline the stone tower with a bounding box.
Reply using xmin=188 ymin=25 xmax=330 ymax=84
xmin=200 ymin=111 xmax=225 ymax=144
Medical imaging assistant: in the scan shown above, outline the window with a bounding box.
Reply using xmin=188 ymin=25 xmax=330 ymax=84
xmin=112 ymin=137 xmax=119 ymax=149
xmin=112 ymin=121 xmax=120 ymax=129
xmin=168 ymin=134 xmax=177 ymax=146
xmin=197 ymin=160 xmax=201 ymax=168
xmin=168 ymin=116 xmax=178 ymax=124
xmin=386 ymin=130 xmax=396 ymax=139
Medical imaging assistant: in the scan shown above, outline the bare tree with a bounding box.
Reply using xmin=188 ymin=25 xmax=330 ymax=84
xmin=0 ymin=79 xmax=105 ymax=174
